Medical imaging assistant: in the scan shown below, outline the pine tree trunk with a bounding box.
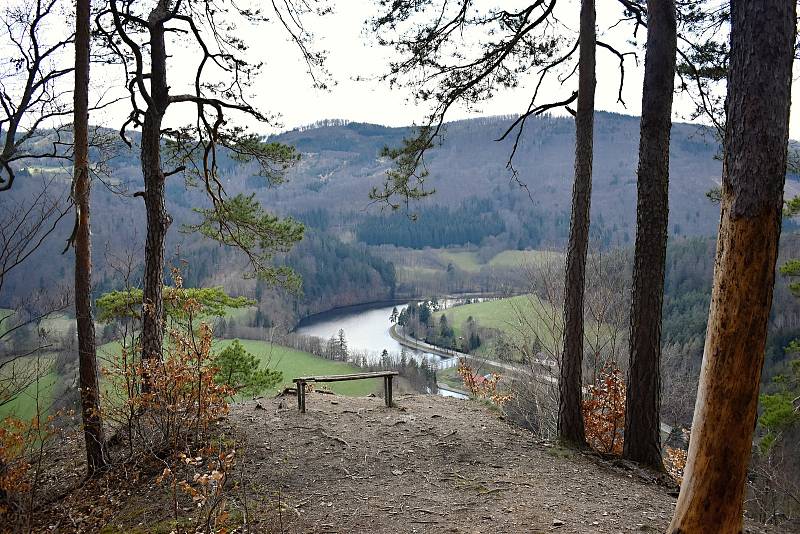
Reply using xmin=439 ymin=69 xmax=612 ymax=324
xmin=74 ymin=0 xmax=106 ymax=474
xmin=558 ymin=0 xmax=595 ymax=446
xmin=668 ymin=0 xmax=795 ymax=530
xmin=139 ymin=8 xmax=170 ymax=371
xmin=623 ymin=0 xmax=676 ymax=470
xmin=140 ymin=114 xmax=169 ymax=366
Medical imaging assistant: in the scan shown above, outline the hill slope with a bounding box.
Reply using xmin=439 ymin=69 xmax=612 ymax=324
xmin=7 ymin=112 xmax=799 ymax=314
xmin=267 ymin=113 xmax=766 ymax=245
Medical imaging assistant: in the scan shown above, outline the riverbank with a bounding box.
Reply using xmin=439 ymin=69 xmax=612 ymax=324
xmin=389 ymin=324 xmax=528 ymax=376
xmin=293 ymin=292 xmax=516 ymax=332
xmin=435 ymin=381 xmax=470 ymax=398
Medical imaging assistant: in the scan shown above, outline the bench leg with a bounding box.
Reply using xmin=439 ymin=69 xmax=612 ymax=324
xmin=297 ymin=381 xmax=306 ymax=413
xmin=297 ymin=382 xmax=302 ymax=410
xmin=384 ymin=376 xmax=393 ymax=408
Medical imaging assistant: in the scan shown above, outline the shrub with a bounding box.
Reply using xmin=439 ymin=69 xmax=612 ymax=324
xmin=457 ymin=358 xmax=512 ymax=406
xmin=582 ymin=361 xmax=626 ymax=455
xmin=214 ymin=340 xmax=282 ymax=398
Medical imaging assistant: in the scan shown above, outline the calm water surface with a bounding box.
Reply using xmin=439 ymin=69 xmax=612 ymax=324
xmin=295 ymin=302 xmax=466 ymax=398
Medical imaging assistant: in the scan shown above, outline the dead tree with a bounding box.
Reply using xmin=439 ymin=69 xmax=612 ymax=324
xmin=0 ymin=0 xmax=75 ymax=191
xmin=0 ymin=0 xmax=73 ymax=408
xmin=668 ymin=0 xmax=796 ymax=530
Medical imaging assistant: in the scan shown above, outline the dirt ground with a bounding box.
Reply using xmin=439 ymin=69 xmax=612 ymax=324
xmin=230 ymin=393 xmax=788 ymax=534
xmin=29 ymin=392 xmax=794 ymax=533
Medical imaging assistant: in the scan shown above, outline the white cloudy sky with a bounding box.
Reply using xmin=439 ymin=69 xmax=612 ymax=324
xmin=6 ymin=0 xmax=800 ymax=138
xmin=134 ymin=0 xmax=793 ymax=139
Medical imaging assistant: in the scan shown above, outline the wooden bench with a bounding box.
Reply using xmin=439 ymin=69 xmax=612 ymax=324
xmin=292 ymin=371 xmax=400 ymax=413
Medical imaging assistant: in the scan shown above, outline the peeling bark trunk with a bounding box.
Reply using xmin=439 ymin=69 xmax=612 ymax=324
xmin=139 ymin=8 xmax=171 ymax=371
xmin=623 ymin=0 xmax=676 ymax=471
xmin=668 ymin=0 xmax=795 ymax=531
xmin=74 ymin=0 xmax=106 ymax=473
xmin=558 ymin=0 xmax=595 ymax=446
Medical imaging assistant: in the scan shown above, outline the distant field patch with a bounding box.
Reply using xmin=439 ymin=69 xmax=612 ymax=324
xmin=25 ymin=165 xmax=70 ymax=175
xmin=397 ymin=266 xmax=443 ymax=279
xmin=488 ymin=250 xmax=562 ymax=269
xmin=0 ymin=354 xmax=58 ymax=420
xmin=437 ymin=295 xmax=556 ymax=340
xmin=435 ymin=295 xmax=561 ymax=358
xmin=39 ymin=314 xmax=75 ymax=337
xmin=436 ymin=250 xmax=482 ymax=272
xmin=429 ymin=248 xmax=562 ymax=273
xmin=214 ymin=305 xmax=257 ymax=325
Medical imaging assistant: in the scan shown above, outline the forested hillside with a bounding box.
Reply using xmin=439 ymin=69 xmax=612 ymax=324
xmin=1 ymin=112 xmax=758 ymax=322
xmin=268 ymin=113 xmax=745 ymax=247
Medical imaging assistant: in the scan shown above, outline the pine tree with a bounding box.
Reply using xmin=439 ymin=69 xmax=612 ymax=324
xmin=337 ymin=329 xmax=348 ymax=361
xmin=73 ymin=0 xmax=106 ymax=474
xmin=624 ymin=0 xmax=677 ymax=471
xmin=559 ymin=0 xmax=596 ymax=447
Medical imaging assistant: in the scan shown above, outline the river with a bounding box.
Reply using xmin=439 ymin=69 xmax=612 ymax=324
xmin=295 ymin=301 xmax=467 ymax=398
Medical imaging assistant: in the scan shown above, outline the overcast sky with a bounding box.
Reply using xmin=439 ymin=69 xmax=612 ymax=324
xmin=127 ymin=0 xmax=794 ymax=139
xmin=7 ymin=0 xmax=800 ymax=139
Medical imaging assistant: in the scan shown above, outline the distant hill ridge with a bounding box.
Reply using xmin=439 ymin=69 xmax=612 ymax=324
xmin=262 ymin=111 xmax=738 ymax=245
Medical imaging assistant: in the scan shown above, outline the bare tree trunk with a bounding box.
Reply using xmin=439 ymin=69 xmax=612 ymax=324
xmin=74 ymin=0 xmax=106 ymax=474
xmin=139 ymin=6 xmax=171 ymax=372
xmin=558 ymin=0 xmax=595 ymax=446
xmin=623 ymin=0 xmax=676 ymax=471
xmin=668 ymin=0 xmax=795 ymax=531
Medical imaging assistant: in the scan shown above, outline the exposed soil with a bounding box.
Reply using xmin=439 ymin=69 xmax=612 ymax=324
xmin=28 ymin=392 xmax=794 ymax=533
xmin=230 ymin=393 xmax=787 ymax=534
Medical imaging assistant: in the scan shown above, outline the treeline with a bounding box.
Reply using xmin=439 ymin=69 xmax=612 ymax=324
xmin=396 ymin=300 xmax=482 ymax=353
xmin=282 ymin=230 xmax=396 ymax=320
xmin=661 ymin=234 xmax=800 ymax=383
xmin=356 ymin=198 xmax=505 ymax=248
xmin=354 ymin=193 xmax=612 ymax=251
xmin=357 ymin=348 xmax=439 ymax=394
xmin=91 ymin=226 xmax=396 ymax=331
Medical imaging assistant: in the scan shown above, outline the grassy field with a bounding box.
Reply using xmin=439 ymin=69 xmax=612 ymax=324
xmin=435 ymin=295 xmax=561 ymax=358
xmin=487 ymin=250 xmax=562 ymax=269
xmin=432 ymin=248 xmax=562 ymax=273
xmin=98 ymin=338 xmax=378 ymax=397
xmin=218 ymin=305 xmax=257 ymax=322
xmin=438 ymin=295 xmax=556 ymax=339
xmin=436 ymin=250 xmax=483 ymax=272
xmin=0 ymin=355 xmax=58 ymax=421
xmin=213 ymin=339 xmax=377 ymax=396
